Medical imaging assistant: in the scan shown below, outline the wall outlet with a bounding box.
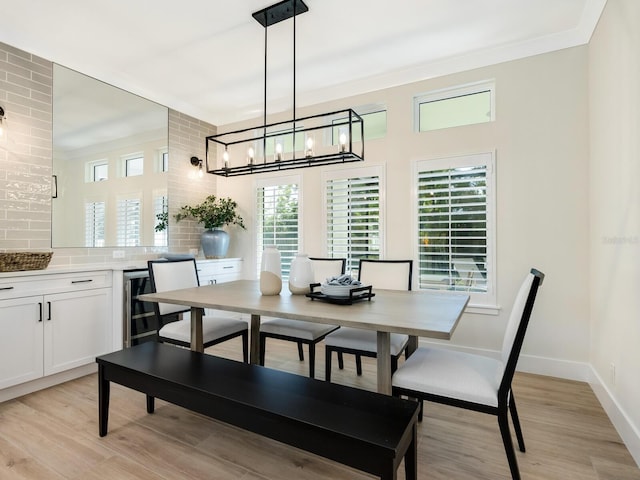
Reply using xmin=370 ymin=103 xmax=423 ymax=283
xmin=112 ymin=250 xmax=126 ymax=259
xmin=189 ymin=248 xmax=199 ymax=255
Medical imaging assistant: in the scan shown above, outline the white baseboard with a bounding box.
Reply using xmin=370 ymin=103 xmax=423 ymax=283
xmin=0 ymin=364 xmax=97 ymax=403
xmin=416 ymin=339 xmax=640 ymax=468
xmin=589 ymin=366 xmax=640 ymax=467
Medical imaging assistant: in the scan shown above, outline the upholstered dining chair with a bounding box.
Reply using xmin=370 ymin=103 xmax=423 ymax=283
xmin=259 ymin=257 xmax=346 ymax=378
xmin=324 ymin=259 xmax=413 ymax=381
xmin=392 ymin=268 xmax=545 ymax=480
xmin=147 ymin=259 xmax=248 ymax=362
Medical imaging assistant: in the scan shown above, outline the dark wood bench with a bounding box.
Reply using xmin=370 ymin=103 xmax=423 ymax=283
xmin=96 ymin=342 xmax=419 ymax=480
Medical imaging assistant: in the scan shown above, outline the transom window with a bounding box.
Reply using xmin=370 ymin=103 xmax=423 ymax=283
xmin=123 ymin=154 xmax=144 ymax=177
xmin=414 ymin=81 xmax=495 ymax=132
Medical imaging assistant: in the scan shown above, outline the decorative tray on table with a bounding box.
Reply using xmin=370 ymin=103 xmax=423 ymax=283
xmin=305 ymin=283 xmax=375 ymax=305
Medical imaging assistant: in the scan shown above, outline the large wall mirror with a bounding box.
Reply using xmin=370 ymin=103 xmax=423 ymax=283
xmin=52 ymin=64 xmax=169 ymax=248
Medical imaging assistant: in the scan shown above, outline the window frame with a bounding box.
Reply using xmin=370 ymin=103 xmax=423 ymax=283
xmin=412 ymin=152 xmax=497 ymax=312
xmin=413 ymin=80 xmax=496 ymax=133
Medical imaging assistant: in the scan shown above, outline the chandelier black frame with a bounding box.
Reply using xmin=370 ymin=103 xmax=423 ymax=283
xmin=206 ymin=0 xmax=364 ymax=177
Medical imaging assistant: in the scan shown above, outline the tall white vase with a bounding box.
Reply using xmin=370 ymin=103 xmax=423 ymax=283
xmin=260 ymin=246 xmax=282 ymax=295
xmin=288 ymin=253 xmax=315 ymax=294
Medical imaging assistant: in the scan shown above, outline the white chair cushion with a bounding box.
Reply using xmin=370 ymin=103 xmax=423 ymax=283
xmin=392 ymin=347 xmax=504 ymax=407
xmin=260 ymin=318 xmax=338 ymax=341
xmin=325 ymin=327 xmax=408 ymax=356
xmin=159 ymin=316 xmax=246 ymax=344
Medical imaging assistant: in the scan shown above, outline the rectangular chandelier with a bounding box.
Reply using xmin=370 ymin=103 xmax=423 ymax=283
xmin=206 ymin=108 xmax=364 ymax=177
xmin=205 ymin=0 xmax=365 ymax=177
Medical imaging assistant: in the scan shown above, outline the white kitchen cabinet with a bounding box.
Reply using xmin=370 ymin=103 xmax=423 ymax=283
xmin=196 ymin=258 xmax=242 ymax=285
xmin=44 ymin=288 xmax=112 ymax=375
xmin=0 ymin=270 xmax=113 ymax=390
xmin=0 ymin=296 xmax=43 ymax=389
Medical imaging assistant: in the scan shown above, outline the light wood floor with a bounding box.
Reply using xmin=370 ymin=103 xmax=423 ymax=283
xmin=1 ymin=338 xmax=639 ymax=480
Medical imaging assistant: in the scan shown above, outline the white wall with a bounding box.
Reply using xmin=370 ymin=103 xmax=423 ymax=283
xmin=218 ymin=46 xmax=591 ymax=371
xmin=589 ymin=0 xmax=640 ymax=463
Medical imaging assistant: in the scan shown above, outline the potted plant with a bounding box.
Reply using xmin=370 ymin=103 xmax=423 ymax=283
xmin=175 ymin=195 xmax=246 ymax=258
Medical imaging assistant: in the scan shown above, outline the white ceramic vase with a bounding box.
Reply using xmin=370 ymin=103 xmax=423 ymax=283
xmin=288 ymin=253 xmax=315 ymax=294
xmin=260 ymin=246 xmax=282 ymax=295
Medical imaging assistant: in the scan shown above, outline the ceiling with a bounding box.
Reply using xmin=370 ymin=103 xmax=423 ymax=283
xmin=0 ymin=0 xmax=606 ymax=127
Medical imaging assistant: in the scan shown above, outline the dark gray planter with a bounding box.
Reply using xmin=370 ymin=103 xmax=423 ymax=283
xmin=201 ymin=228 xmax=229 ymax=259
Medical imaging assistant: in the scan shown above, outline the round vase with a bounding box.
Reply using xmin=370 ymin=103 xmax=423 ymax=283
xmin=201 ymin=228 xmax=229 ymax=259
xmin=260 ymin=246 xmax=282 ymax=295
xmin=288 ymin=253 xmax=315 ymax=294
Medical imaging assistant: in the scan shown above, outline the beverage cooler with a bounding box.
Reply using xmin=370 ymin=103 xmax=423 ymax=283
xmin=122 ymin=269 xmax=179 ymax=347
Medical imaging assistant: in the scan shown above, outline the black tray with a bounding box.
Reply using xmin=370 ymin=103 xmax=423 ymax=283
xmin=306 ymin=284 xmax=375 ymax=305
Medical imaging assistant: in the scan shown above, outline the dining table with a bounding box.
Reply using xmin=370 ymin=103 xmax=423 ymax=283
xmin=140 ymin=279 xmax=469 ymax=394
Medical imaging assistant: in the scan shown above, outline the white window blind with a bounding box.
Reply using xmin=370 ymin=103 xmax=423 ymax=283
xmin=416 ymin=153 xmax=495 ymax=304
xmin=116 ymin=197 xmax=141 ymax=247
xmin=325 ymin=171 xmax=381 ymax=275
xmin=256 ymin=182 xmax=299 ymax=280
xmin=85 ymin=201 xmax=105 ymax=247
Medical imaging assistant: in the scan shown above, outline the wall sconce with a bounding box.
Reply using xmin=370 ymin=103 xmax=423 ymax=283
xmin=190 ymin=156 xmax=204 ymax=178
xmin=0 ymin=106 xmax=5 ymax=138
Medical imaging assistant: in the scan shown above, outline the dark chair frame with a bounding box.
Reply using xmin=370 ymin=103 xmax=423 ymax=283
xmin=259 ymin=257 xmax=346 ymax=378
xmin=147 ymin=259 xmax=248 ymax=362
xmin=325 ymin=259 xmax=413 ymax=381
xmin=392 ymin=268 xmax=544 ymax=480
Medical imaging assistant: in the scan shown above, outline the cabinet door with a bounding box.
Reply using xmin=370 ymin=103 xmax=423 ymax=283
xmin=0 ymin=297 xmax=43 ymax=389
xmin=43 ymin=288 xmax=113 ymax=375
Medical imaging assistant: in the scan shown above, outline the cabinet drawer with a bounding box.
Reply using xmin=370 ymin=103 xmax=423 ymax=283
xmin=0 ymin=270 xmax=113 ymax=299
xmin=196 ymin=259 xmax=242 ymax=277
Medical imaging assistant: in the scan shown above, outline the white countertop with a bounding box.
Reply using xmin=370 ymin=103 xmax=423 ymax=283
xmin=0 ymin=258 xmax=242 ymax=279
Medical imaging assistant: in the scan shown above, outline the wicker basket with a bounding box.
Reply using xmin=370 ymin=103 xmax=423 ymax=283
xmin=0 ymin=252 xmax=53 ymax=272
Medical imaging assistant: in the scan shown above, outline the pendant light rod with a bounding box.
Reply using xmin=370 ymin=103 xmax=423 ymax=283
xmin=206 ymin=0 xmax=365 ymax=177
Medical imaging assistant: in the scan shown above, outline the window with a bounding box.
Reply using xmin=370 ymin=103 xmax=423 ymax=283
xmin=85 ymin=201 xmax=105 ymax=247
xmin=256 ymin=177 xmax=300 ymax=280
xmin=414 ymin=81 xmax=495 ymax=132
xmin=159 ymin=149 xmax=169 ymax=173
xmin=86 ymin=160 xmax=108 ymax=182
xmin=124 ymin=155 xmax=144 ymax=177
xmin=324 ymin=166 xmax=383 ymax=275
xmin=116 ymin=196 xmax=141 ymax=246
xmin=415 ymin=152 xmax=495 ymax=307
xmin=331 ymin=109 xmax=387 ymax=146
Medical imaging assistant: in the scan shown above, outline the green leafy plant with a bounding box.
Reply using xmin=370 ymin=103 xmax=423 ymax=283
xmin=155 ymin=211 xmax=168 ymax=232
xmin=175 ymin=195 xmax=246 ymax=230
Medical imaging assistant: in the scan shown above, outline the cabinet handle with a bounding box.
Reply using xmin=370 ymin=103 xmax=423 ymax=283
xmin=38 ymin=302 xmax=43 ymax=322
xmin=47 ymin=301 xmax=51 ymax=321
xmin=0 ymin=286 xmax=15 ymax=291
xmin=71 ymin=279 xmax=93 ymax=284
xmin=223 ymin=266 xmax=233 ymax=269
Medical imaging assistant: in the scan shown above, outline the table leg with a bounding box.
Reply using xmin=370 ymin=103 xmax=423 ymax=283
xmin=377 ymin=331 xmax=392 ymax=395
xmin=190 ymin=307 xmax=204 ymax=353
xmin=250 ymin=314 xmax=261 ymax=365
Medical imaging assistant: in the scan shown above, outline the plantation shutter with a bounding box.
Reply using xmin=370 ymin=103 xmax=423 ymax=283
xmin=417 ymin=158 xmax=489 ymax=293
xmin=85 ymin=201 xmax=105 ymax=247
xmin=256 ymin=183 xmax=299 ymax=280
xmin=326 ymin=174 xmax=380 ymax=274
xmin=116 ymin=197 xmax=141 ymax=247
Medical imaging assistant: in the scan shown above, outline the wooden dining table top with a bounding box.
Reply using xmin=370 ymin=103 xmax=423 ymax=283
xmin=140 ymin=279 xmax=469 ymax=340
